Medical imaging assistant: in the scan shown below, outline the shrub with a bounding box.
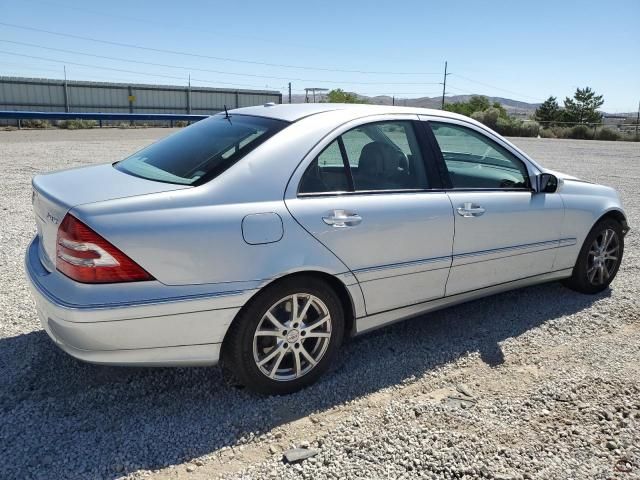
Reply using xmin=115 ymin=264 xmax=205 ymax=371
xmin=58 ymin=119 xmax=98 ymax=130
xmin=491 ymin=117 xmax=539 ymax=138
xmin=568 ymin=124 xmax=590 ymax=139
xmin=471 ymin=107 xmax=500 ymax=129
xmin=175 ymin=120 xmax=189 ymax=128
xmin=518 ymin=121 xmax=541 ymax=137
xmin=594 ymin=127 xmax=621 ymax=141
xmin=21 ymin=119 xmax=51 ymax=129
xmin=539 ymin=128 xmax=556 ymax=138
xmin=625 ymin=133 xmax=640 ymax=142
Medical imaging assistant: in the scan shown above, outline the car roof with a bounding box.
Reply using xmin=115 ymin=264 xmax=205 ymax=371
xmin=230 ymin=102 xmax=471 ymax=123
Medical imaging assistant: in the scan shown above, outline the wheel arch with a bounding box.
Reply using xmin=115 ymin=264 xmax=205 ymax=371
xmin=222 ymin=270 xmax=359 ymax=350
xmin=596 ymin=208 xmax=630 ymax=235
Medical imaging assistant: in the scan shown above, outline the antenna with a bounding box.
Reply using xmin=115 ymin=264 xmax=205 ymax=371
xmin=224 ymin=104 xmax=230 ymax=119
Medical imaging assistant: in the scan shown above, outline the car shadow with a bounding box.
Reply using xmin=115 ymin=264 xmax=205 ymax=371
xmin=1 ymin=282 xmax=608 ymax=479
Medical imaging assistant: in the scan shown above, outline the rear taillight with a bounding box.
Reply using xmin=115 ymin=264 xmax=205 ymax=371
xmin=56 ymin=214 xmax=153 ymax=283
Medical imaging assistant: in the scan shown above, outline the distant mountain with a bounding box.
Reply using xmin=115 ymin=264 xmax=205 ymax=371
xmin=285 ymin=93 xmax=540 ymax=116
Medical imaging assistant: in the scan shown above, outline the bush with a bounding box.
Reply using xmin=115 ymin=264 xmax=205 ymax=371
xmin=21 ymin=119 xmax=51 ymax=129
xmin=568 ymin=124 xmax=590 ymax=139
xmin=58 ymin=119 xmax=98 ymax=130
xmin=175 ymin=120 xmax=189 ymax=128
xmin=490 ymin=117 xmax=539 ymax=138
xmin=595 ymin=127 xmax=621 ymax=141
xmin=624 ymin=133 xmax=640 ymax=142
xmin=471 ymin=107 xmax=500 ymax=129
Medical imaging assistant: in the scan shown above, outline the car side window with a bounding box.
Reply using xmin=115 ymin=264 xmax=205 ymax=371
xmin=298 ymin=140 xmax=350 ymax=194
xmin=342 ymin=121 xmax=428 ymax=191
xmin=430 ymin=122 xmax=530 ymax=189
xmin=299 ymin=121 xmax=429 ymax=195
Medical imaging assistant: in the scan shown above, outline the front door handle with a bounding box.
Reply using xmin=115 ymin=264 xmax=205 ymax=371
xmin=322 ymin=209 xmax=362 ymax=227
xmin=456 ymin=202 xmax=486 ymax=218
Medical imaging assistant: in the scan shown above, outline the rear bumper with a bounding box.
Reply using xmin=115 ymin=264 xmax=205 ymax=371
xmin=25 ymin=237 xmax=255 ymax=366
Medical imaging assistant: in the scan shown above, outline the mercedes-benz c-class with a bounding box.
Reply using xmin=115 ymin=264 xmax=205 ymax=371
xmin=26 ymin=104 xmax=628 ymax=394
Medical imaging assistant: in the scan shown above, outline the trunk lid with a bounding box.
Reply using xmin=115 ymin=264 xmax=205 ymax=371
xmin=32 ymin=164 xmax=190 ymax=271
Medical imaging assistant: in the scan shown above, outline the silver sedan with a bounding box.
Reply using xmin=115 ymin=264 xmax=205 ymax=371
xmin=26 ymin=104 xmax=629 ymax=394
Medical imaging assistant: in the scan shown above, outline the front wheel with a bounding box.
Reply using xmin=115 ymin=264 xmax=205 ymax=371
xmin=221 ymin=276 xmax=344 ymax=395
xmin=562 ymin=218 xmax=624 ymax=294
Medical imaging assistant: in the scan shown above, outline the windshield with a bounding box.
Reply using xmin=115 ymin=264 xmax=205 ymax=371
xmin=115 ymin=114 xmax=288 ymax=185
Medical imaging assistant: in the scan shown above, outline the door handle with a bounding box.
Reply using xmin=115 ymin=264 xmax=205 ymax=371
xmin=456 ymin=202 xmax=485 ymax=218
xmin=322 ymin=209 xmax=362 ymax=227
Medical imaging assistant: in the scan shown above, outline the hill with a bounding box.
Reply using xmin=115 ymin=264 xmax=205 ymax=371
xmin=286 ymin=93 xmax=539 ymax=116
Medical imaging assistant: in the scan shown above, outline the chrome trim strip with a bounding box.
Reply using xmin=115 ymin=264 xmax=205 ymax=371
xmin=558 ymin=238 xmax=577 ymax=247
xmin=26 ymin=241 xmax=250 ymax=311
xmin=353 ymin=255 xmax=451 ymax=274
xmin=352 ymin=238 xmax=576 ymax=281
xmin=454 ymin=239 xmax=561 ymax=259
xmin=355 ymin=268 xmax=573 ymax=334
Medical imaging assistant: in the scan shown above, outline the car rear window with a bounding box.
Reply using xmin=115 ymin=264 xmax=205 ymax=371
xmin=115 ymin=114 xmax=288 ymax=185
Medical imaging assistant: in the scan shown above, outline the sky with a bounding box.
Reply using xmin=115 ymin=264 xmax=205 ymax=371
xmin=0 ymin=0 xmax=638 ymax=112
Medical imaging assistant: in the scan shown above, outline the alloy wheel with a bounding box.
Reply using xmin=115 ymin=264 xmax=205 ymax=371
xmin=586 ymin=228 xmax=620 ymax=286
xmin=252 ymin=294 xmax=332 ymax=382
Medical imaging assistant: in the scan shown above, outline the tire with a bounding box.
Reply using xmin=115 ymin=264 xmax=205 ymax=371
xmin=562 ymin=218 xmax=624 ymax=294
xmin=220 ymin=276 xmax=345 ymax=395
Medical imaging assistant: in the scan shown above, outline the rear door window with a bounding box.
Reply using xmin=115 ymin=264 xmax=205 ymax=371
xmin=298 ymin=120 xmax=430 ymax=194
xmin=341 ymin=121 xmax=428 ymax=191
xmin=299 ymin=140 xmax=350 ymax=194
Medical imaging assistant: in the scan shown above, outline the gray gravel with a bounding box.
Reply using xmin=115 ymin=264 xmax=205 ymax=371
xmin=0 ymin=130 xmax=638 ymax=480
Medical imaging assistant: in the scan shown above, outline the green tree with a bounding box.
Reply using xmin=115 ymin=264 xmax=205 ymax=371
xmin=444 ymin=95 xmax=507 ymax=118
xmin=325 ymin=89 xmax=367 ymax=104
xmin=562 ymin=87 xmax=604 ymax=124
xmin=534 ymin=96 xmax=560 ymax=125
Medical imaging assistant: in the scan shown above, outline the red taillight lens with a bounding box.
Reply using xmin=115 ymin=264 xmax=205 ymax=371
xmin=56 ymin=214 xmax=154 ymax=283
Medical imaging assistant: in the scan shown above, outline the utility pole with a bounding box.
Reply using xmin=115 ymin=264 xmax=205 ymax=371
xmin=288 ymin=82 xmax=292 ymax=103
xmin=440 ymin=61 xmax=449 ymax=109
xmin=636 ymin=100 xmax=639 ymax=137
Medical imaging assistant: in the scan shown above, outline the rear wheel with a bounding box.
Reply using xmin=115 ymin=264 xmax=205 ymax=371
xmin=221 ymin=276 xmax=344 ymax=395
xmin=562 ymin=218 xmax=624 ymax=294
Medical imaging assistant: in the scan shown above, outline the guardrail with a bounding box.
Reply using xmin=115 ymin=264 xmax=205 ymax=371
xmin=0 ymin=110 xmax=211 ymax=129
xmin=0 ymin=110 xmax=209 ymax=121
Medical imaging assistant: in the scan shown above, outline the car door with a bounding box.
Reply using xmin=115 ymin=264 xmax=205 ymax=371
xmin=285 ymin=117 xmax=454 ymax=315
xmin=422 ymin=118 xmax=565 ymax=296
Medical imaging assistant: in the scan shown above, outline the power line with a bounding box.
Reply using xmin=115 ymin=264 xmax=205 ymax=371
xmin=450 ymin=74 xmax=545 ymax=102
xmin=0 ymin=39 xmax=442 ymax=86
xmin=0 ymin=50 xmax=444 ymax=98
xmin=29 ymin=0 xmax=333 ymax=53
xmin=0 ymin=50 xmax=280 ymax=90
xmin=0 ymin=22 xmax=443 ymax=76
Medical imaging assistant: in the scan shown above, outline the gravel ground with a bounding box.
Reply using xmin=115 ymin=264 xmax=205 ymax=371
xmin=0 ymin=129 xmax=638 ymax=480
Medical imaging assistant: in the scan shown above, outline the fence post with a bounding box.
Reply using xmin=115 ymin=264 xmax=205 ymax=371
xmin=63 ymin=80 xmax=70 ymax=113
xmin=128 ymin=86 xmax=134 ymax=126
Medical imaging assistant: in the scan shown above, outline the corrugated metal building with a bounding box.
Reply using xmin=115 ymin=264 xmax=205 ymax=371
xmin=0 ymin=76 xmax=281 ymax=118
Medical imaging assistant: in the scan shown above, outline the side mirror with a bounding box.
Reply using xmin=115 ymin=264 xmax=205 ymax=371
xmin=537 ymin=173 xmax=558 ymax=193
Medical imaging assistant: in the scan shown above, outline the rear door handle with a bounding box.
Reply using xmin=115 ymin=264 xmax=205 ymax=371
xmin=456 ymin=203 xmax=485 ymax=218
xmin=322 ymin=209 xmax=362 ymax=227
